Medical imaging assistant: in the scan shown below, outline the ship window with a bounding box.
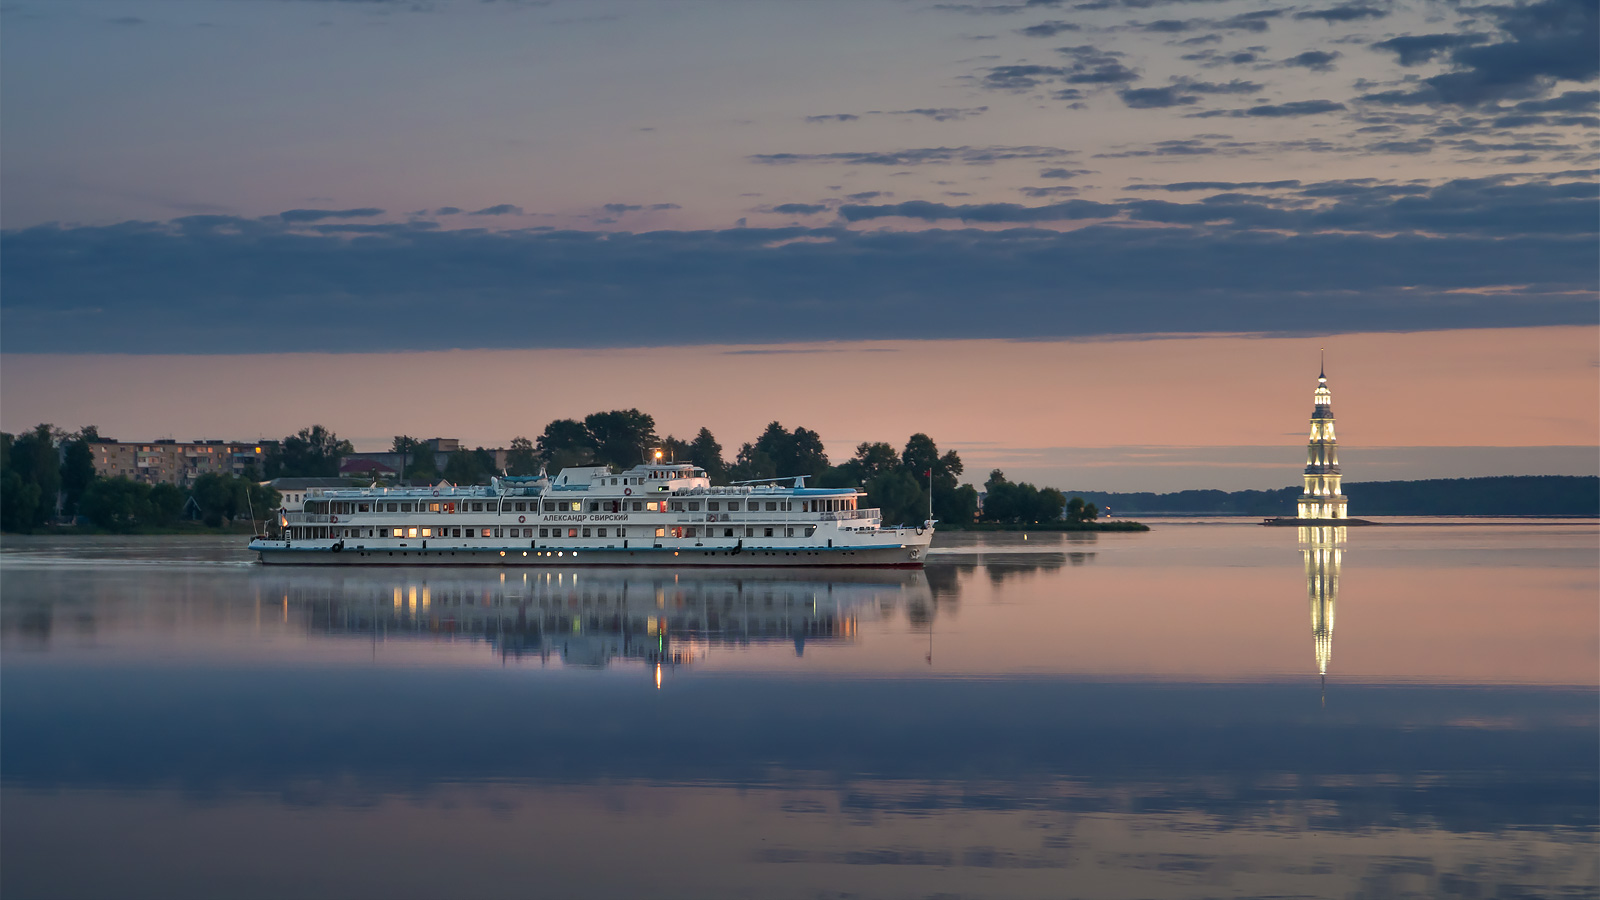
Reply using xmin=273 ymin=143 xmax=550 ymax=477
xmin=588 ymin=502 xmax=599 ymax=512
xmin=358 ymin=504 xmax=370 ymax=513
xmin=764 ymin=528 xmax=774 ymax=537
xmin=708 ymin=501 xmax=719 ymax=511
xmin=687 ymin=502 xmax=699 ymax=511
xmin=482 ymin=528 xmax=491 ymax=538
xmin=386 ymin=503 xmax=397 ymax=512
xmin=618 ymin=528 xmax=626 ymax=537
xmin=655 ymin=528 xmax=665 ymax=538
xmin=514 ymin=502 xmax=525 ymax=512
xmin=569 ymin=501 xmax=582 ymax=512
xmin=582 ymin=528 xmax=591 ymax=538
xmin=544 ymin=501 xmax=556 ymax=512
xmin=509 ymin=528 xmax=518 ymax=538
xmin=745 ymin=528 xmax=755 ymax=537
xmin=568 ymin=528 xmax=579 ymax=538
xmin=611 ymin=478 xmax=618 ymax=485
xmin=408 ymin=528 xmax=419 ymax=538
xmin=670 ymin=501 xmax=684 ymax=512
xmin=422 ymin=528 xmax=432 ymax=537
xmin=597 ymin=528 xmax=607 ymax=538
xmin=540 ymin=528 xmax=549 ymax=538
xmin=685 ymin=527 xmax=697 ymax=538
xmin=727 ymin=501 xmax=740 ymax=512
xmin=632 ymin=501 xmax=643 ymax=511
xmin=392 ymin=528 xmax=403 ymax=537
xmin=805 ymin=526 xmax=815 ymax=537
xmin=428 ymin=503 xmax=440 ymax=513
xmin=723 ymin=528 xmax=733 ymax=538
xmin=765 ymin=502 xmax=777 ymax=511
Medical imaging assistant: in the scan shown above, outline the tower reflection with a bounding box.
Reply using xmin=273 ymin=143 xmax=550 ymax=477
xmin=1298 ymin=525 xmax=1345 ymax=701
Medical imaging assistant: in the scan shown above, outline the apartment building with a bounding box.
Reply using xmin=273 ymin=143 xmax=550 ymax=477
xmin=92 ymin=439 xmax=270 ymax=487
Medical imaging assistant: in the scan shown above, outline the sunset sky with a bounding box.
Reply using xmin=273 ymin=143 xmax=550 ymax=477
xmin=2 ymin=0 xmax=1594 ymax=490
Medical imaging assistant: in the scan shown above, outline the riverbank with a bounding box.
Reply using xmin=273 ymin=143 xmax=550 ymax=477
xmin=3 ymin=522 xmax=261 ymax=537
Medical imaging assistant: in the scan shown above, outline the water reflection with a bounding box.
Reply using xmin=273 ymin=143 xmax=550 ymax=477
xmin=288 ymin=569 xmax=921 ymax=672
xmin=1300 ymin=524 xmax=1345 ymax=700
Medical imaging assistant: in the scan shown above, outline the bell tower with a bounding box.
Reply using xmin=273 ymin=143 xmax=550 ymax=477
xmin=1297 ymin=353 xmax=1348 ymax=520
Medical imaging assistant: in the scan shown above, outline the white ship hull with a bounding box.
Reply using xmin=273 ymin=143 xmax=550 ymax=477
xmin=250 ymin=539 xmax=930 ymax=568
xmin=256 ymin=461 xmax=934 ymax=568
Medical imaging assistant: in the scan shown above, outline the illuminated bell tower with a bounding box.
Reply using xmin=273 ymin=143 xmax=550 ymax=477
xmin=1297 ymin=355 xmax=1348 ymax=520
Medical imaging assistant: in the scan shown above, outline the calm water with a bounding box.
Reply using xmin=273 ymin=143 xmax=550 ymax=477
xmin=2 ymin=521 xmax=1595 ymax=899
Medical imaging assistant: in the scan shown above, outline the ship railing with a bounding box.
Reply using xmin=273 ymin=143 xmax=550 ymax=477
xmin=819 ymin=508 xmax=877 ymax=521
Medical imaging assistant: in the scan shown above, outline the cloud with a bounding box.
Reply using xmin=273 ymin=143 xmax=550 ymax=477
xmin=1131 ymin=10 xmax=1281 ymax=34
xmin=749 ymin=146 xmax=1075 ymax=165
xmin=1019 ymin=20 xmax=1080 ymax=36
xmin=1040 ymin=167 xmax=1093 ymax=179
xmin=770 ymin=203 xmax=829 ymax=215
xmin=1371 ymin=33 xmax=1491 ymax=66
xmin=1283 ymin=50 xmax=1340 ymax=71
xmin=1243 ymin=99 xmax=1347 ymax=116
xmin=3 ymin=184 xmax=1592 ymax=353
xmin=838 ymin=198 xmax=1120 ymax=222
xmin=470 ymin=204 xmax=523 ymax=215
xmin=602 ymin=203 xmax=681 ymax=214
xmin=1294 ymin=4 xmax=1388 ymax=22
xmin=1119 ymin=77 xmax=1261 ymax=107
xmin=1123 ymin=180 xmax=1302 ymax=191
xmin=885 ymin=106 xmax=990 ymax=121
xmin=276 ymin=208 xmax=385 ymax=223
xmin=804 ymin=113 xmax=860 ymax=123
xmin=1360 ymin=0 xmax=1599 ymax=107
xmin=433 ymin=207 xmax=463 ymax=215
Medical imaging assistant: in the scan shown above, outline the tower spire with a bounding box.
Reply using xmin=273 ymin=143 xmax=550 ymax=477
xmin=1319 ymin=348 xmax=1325 ymax=380
xmin=1298 ymin=355 xmax=1346 ymax=520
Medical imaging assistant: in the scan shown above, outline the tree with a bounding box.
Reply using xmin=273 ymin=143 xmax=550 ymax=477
xmin=149 ymin=483 xmax=185 ymax=526
xmin=584 ymin=409 xmax=657 ymax=469
xmin=899 ymin=434 xmax=967 ymax=522
xmin=864 ymin=469 xmax=926 ymax=527
xmin=506 ymin=436 xmax=540 ymax=476
xmin=443 ymin=447 xmax=496 ymax=485
xmin=850 ymin=442 xmax=900 ymax=482
xmin=728 ymin=443 xmax=776 ymax=482
xmin=80 ymin=478 xmax=153 ymax=531
xmin=271 ymin=425 xmax=351 ymax=478
xmin=60 ymin=438 xmax=96 ymax=516
xmin=746 ymin=421 xmax=830 ymax=479
xmin=659 ymin=434 xmax=691 ymax=462
xmin=688 ymin=428 xmax=727 ymax=482
xmin=9 ymin=424 xmax=61 ymax=527
xmin=981 ymin=470 xmax=1066 ymax=524
xmin=1066 ymin=496 xmax=1099 ymax=523
xmin=537 ymin=419 xmax=595 ymax=472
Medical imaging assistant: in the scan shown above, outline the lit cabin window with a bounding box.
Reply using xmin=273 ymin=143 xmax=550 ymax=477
xmin=392 ymin=528 xmax=403 ymax=537
xmin=654 ymin=528 xmax=665 ymax=538
xmin=407 ymin=528 xmax=419 ymax=538
xmin=482 ymin=528 xmax=491 ymax=538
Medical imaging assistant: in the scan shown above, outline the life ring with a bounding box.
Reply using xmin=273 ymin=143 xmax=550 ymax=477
xmin=624 ymin=487 xmax=632 ymax=496
xmin=432 ymin=489 xmax=440 ymax=497
xmin=518 ymin=515 xmax=526 ymax=523
xmin=330 ymin=515 xmax=338 ymax=523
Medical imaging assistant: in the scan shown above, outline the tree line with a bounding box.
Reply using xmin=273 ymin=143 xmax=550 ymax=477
xmin=2 ymin=424 xmax=279 ymax=532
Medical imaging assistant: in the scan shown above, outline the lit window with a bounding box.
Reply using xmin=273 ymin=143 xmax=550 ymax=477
xmin=655 ymin=528 xmax=665 ymax=538
xmin=482 ymin=528 xmax=491 ymax=538
xmin=568 ymin=528 xmax=578 ymax=538
xmin=422 ymin=528 xmax=432 ymax=538
xmin=407 ymin=528 xmax=419 ymax=538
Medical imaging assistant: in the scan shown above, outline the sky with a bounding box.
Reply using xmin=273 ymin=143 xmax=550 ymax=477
xmin=1 ymin=0 xmax=1595 ymax=490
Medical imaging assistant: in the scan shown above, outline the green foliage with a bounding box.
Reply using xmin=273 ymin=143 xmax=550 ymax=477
xmin=688 ymin=428 xmax=726 ymax=482
xmin=506 ymin=436 xmax=540 ymax=476
xmin=730 ymin=422 xmax=829 ymax=481
xmin=60 ymin=439 xmax=96 ymax=516
xmin=4 ymin=424 xmax=62 ymax=529
xmin=982 ymin=470 xmax=1067 ymax=524
xmin=584 ymin=409 xmax=658 ymax=469
xmin=443 ymin=447 xmax=496 ymax=485
xmin=149 ymin=483 xmax=185 ymax=526
xmin=80 ymin=477 xmax=154 ymax=530
xmin=190 ymin=473 xmax=277 ymax=527
xmin=864 ymin=469 xmax=926 ymax=526
xmin=1 ymin=467 xmax=42 ymax=533
xmin=1065 ymin=476 xmax=1600 ymax=517
xmin=268 ymin=425 xmax=351 ymax=478
xmin=1065 ymin=496 xmax=1100 ymax=523
xmin=537 ymin=418 xmax=596 ymax=471
xmin=659 ymin=434 xmax=691 ymax=462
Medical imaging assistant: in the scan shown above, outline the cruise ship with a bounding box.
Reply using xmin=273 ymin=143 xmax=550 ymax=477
xmin=250 ymin=461 xmax=934 ymax=567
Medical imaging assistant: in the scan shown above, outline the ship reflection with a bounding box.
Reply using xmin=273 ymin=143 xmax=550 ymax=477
xmin=1298 ymin=525 xmax=1345 ymax=703
xmin=277 ymin=568 xmax=928 ymax=674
